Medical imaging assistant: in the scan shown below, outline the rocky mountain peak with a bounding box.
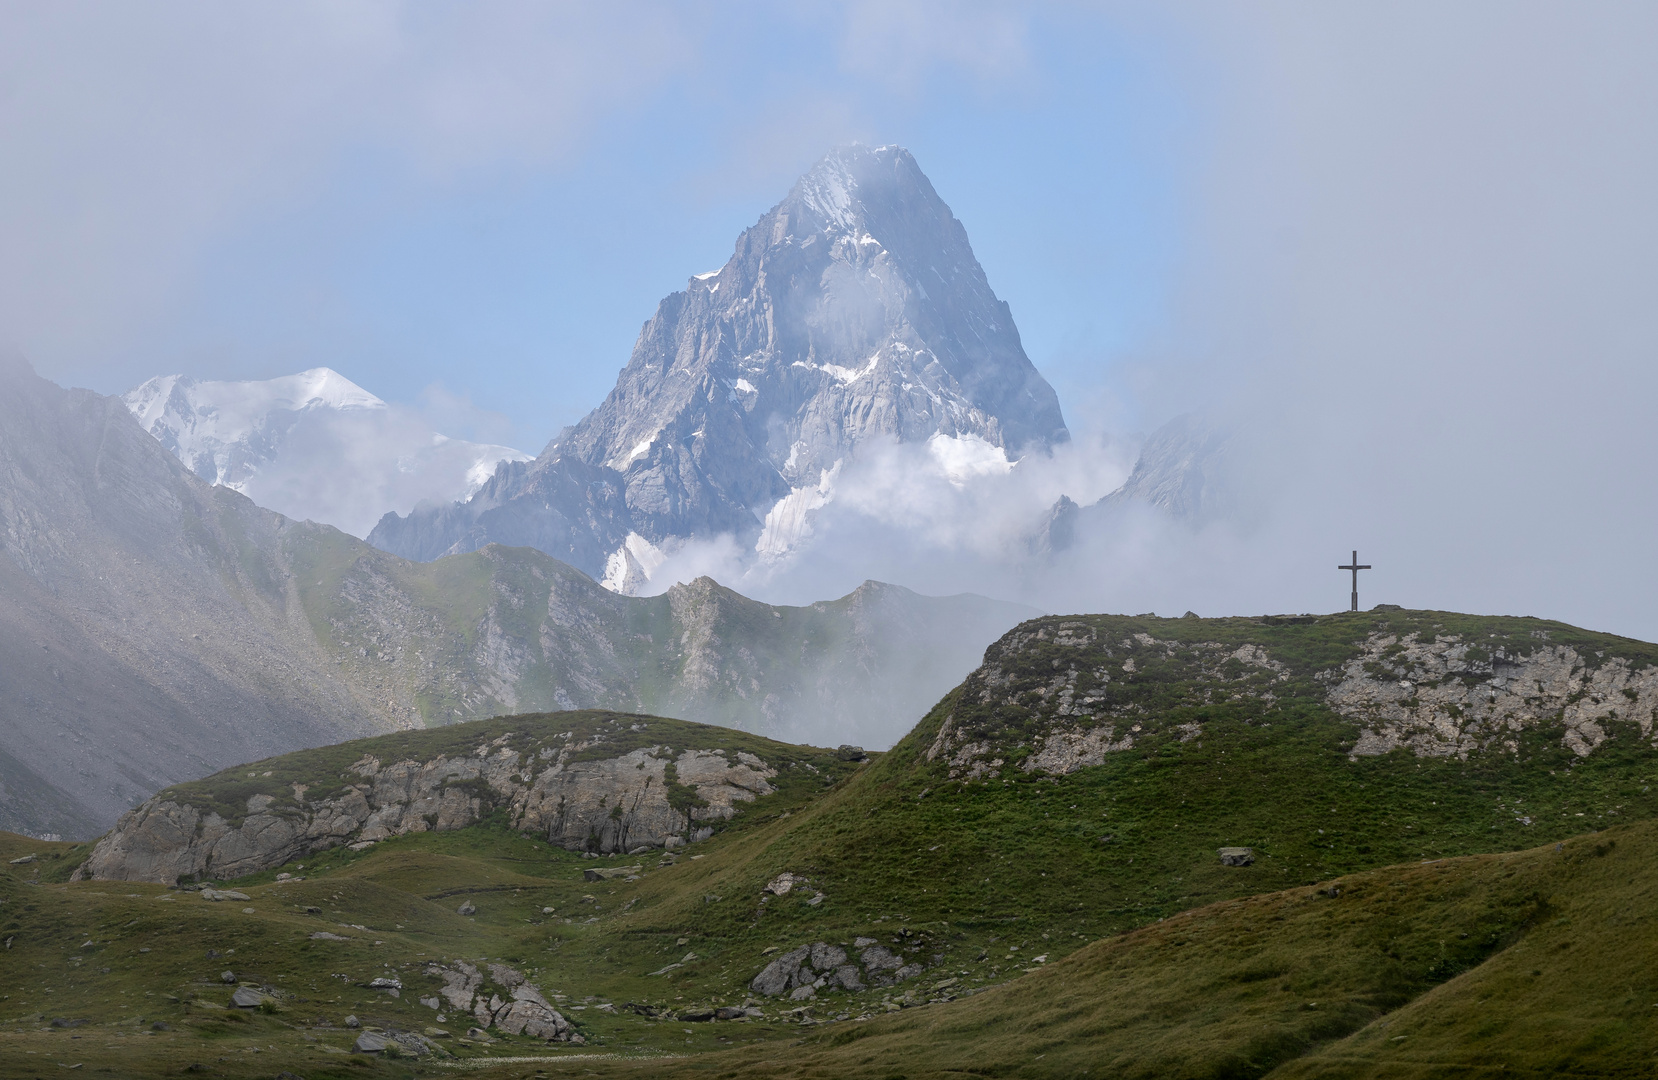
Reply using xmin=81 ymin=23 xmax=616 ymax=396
xmin=371 ymin=145 xmax=1067 ymax=587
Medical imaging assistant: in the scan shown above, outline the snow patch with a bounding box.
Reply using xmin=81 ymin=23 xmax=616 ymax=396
xmin=614 ymin=431 xmax=661 ymax=468
xmin=756 ymin=462 xmax=842 ymax=560
xmin=791 ymin=352 xmax=880 ymax=385
xmin=600 ymin=533 xmax=669 ymax=595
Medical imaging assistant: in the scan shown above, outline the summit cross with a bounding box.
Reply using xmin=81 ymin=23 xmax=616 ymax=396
xmin=1338 ymin=550 xmax=1372 ymax=612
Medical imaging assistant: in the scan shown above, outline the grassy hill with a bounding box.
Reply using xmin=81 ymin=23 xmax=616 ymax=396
xmin=2 ymin=608 xmax=1655 ymax=1076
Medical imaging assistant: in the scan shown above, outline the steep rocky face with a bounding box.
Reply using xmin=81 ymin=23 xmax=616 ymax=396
xmin=78 ymin=727 xmax=782 ymax=884
xmin=925 ymin=611 xmax=1658 ymax=783
xmin=371 ymin=144 xmax=1068 ymax=583
xmin=0 ymin=360 xmax=1029 ymax=839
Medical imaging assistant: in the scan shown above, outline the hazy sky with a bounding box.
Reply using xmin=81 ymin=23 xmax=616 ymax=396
xmin=4 ymin=2 xmax=1656 ymax=639
xmin=0 ymin=1 xmax=1197 ymax=448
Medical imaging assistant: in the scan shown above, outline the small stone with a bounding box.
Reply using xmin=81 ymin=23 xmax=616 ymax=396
xmin=344 ymin=1014 xmax=360 ymax=1029
xmin=1218 ymin=847 xmax=1254 ymax=867
xmin=456 ymin=901 xmax=476 ymax=916
xmin=220 ymin=970 xmax=236 ymax=984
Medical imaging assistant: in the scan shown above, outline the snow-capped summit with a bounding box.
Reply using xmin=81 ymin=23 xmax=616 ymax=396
xmin=370 ymin=144 xmax=1067 ymax=588
xmin=125 ymin=368 xmax=387 ymax=489
xmin=123 ymin=368 xmax=528 ymax=538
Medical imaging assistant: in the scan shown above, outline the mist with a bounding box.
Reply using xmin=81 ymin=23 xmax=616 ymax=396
xmin=631 ymin=3 xmax=1658 ymax=646
xmin=5 ymin=3 xmax=1656 ymax=642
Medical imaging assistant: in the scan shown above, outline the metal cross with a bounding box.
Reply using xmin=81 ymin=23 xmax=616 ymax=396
xmin=1338 ymin=550 xmax=1372 ymax=612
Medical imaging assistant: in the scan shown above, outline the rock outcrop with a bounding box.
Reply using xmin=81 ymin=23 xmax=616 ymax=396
xmin=750 ymin=938 xmax=926 ymax=999
xmin=921 ymin=614 xmax=1658 ymax=784
xmin=77 ymin=729 xmax=779 ymax=884
xmin=1325 ymin=631 xmax=1658 ymax=759
xmin=430 ymin=961 xmax=577 ymax=1042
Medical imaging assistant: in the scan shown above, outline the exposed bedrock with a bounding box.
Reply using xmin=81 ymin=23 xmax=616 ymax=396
xmin=77 ymin=734 xmax=777 ymax=884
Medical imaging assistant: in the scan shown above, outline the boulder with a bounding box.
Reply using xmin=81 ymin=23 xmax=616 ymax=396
xmin=219 ymin=970 xmax=236 ymax=984
xmin=678 ymin=1008 xmax=716 ymax=1022
xmin=713 ymin=1006 xmax=747 ymax=1020
xmin=230 ymin=987 xmax=269 ymax=1008
xmin=1218 ymin=847 xmax=1254 ymax=867
xmin=494 ymin=998 xmax=571 ymax=1040
xmin=750 ymin=945 xmax=810 ymax=997
xmin=836 ymin=745 xmax=867 ymax=762
xmin=344 ymin=1015 xmax=360 ymax=1028
xmin=352 ymin=1032 xmax=390 ymax=1053
xmin=456 ymin=901 xmax=476 ymax=916
xmin=763 ymin=873 xmax=799 ymax=896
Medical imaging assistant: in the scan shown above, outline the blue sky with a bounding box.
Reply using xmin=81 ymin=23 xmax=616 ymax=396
xmin=6 ymin=4 xmax=1206 ymax=452
xmin=6 ymin=3 xmax=1658 ymax=639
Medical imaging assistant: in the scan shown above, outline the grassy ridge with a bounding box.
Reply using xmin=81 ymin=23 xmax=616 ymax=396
xmin=607 ymin=610 xmax=1658 ymax=967
xmin=4 ymin=609 xmax=1656 ymax=1076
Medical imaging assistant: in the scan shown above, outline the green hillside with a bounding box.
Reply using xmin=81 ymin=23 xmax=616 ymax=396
xmin=3 ymin=608 xmax=1654 ymax=1076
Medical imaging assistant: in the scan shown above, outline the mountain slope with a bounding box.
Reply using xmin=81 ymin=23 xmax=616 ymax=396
xmin=0 ymin=360 xmax=1030 ymax=838
xmin=8 ymin=610 xmax=1658 ymax=1076
xmin=124 ymin=368 xmax=530 ymax=538
xmin=371 ymin=144 xmax=1068 ymax=584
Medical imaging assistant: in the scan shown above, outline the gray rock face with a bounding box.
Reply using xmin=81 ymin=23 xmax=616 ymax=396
xmin=77 ymin=735 xmax=779 ymax=883
xmin=372 ymin=144 xmax=1068 ymax=583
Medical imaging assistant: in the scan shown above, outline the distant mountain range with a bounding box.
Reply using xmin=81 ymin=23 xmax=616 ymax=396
xmin=123 ymin=368 xmax=530 ymax=539
xmin=0 ymin=357 xmax=1031 ymax=839
xmin=369 ymin=145 xmax=1070 ymax=591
